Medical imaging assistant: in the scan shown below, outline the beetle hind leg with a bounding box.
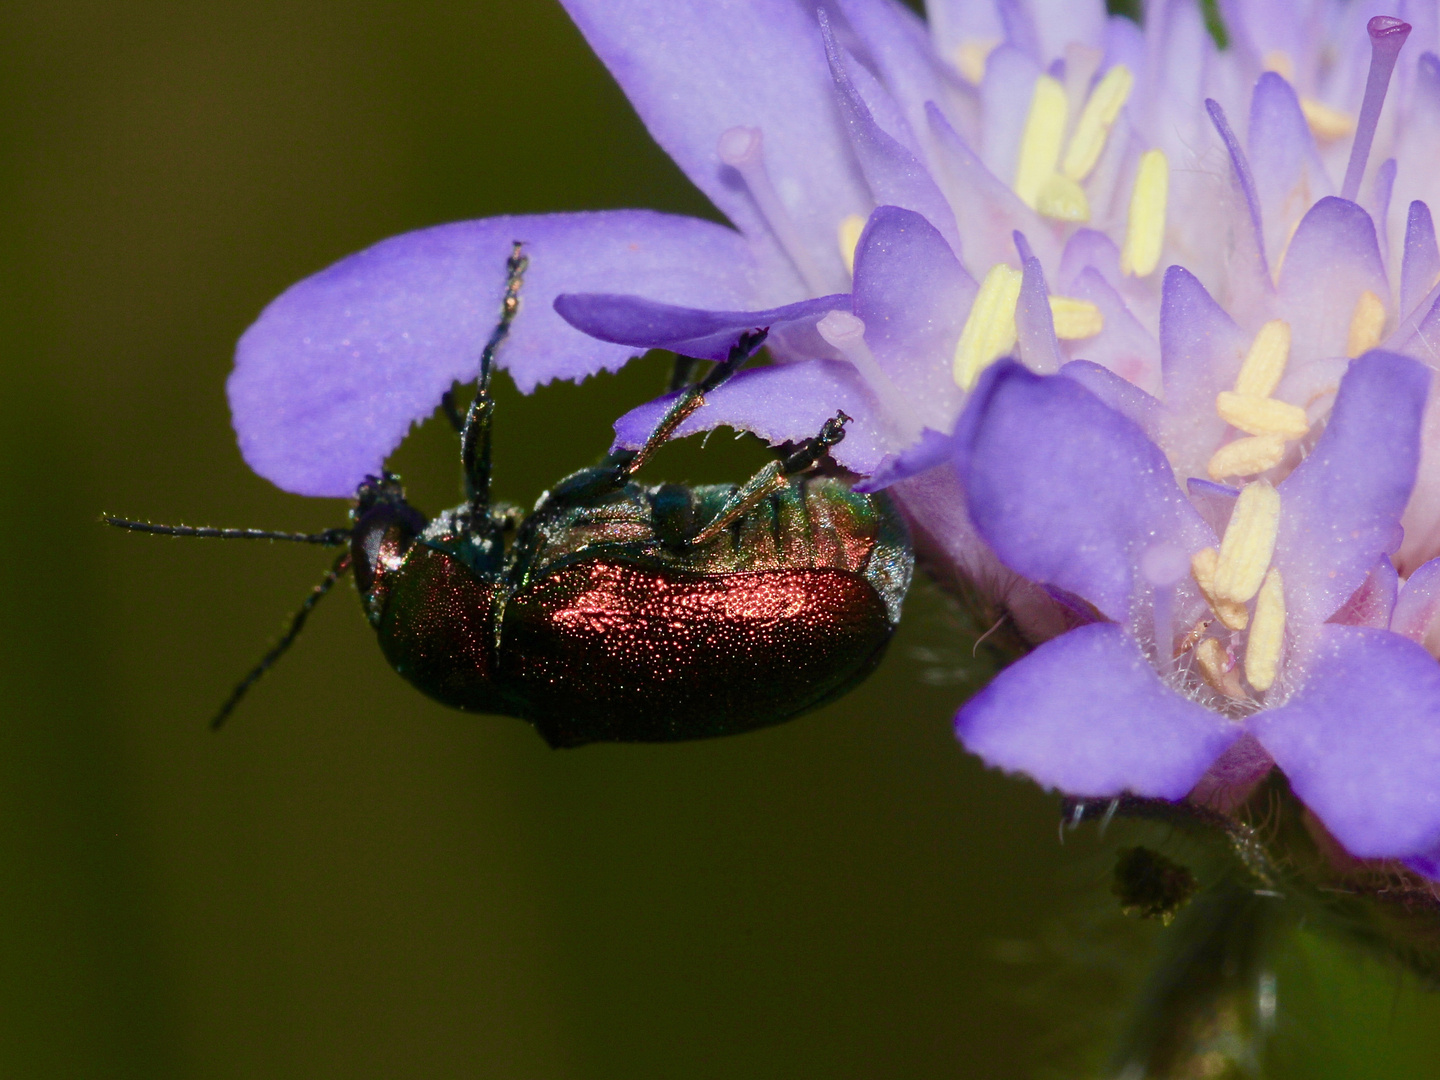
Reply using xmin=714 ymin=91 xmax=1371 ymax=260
xmin=683 ymin=411 xmax=850 ymax=547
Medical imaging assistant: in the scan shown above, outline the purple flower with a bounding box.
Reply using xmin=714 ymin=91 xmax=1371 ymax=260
xmin=953 ymin=351 xmax=1440 ymax=865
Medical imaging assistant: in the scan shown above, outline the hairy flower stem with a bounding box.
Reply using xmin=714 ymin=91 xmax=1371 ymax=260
xmin=1108 ymin=878 xmax=1285 ymax=1078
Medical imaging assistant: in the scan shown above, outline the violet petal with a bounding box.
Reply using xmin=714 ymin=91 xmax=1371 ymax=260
xmin=1247 ymin=72 xmax=1333 ymax=271
xmin=820 ymin=16 xmax=963 ymax=253
xmin=1391 ymin=556 xmax=1440 ymax=644
xmin=553 ymin=293 xmax=850 ymax=361
xmin=559 ymin=0 xmax=866 ymax=293
xmin=1276 ymin=351 xmax=1429 ymax=632
xmin=852 ymin=205 xmax=973 ymax=424
xmin=1157 ymin=266 xmax=1250 ymax=481
xmin=958 ymin=363 xmax=1213 ymax=622
xmin=1401 ymin=200 xmax=1440 ymax=318
xmin=1253 ymin=625 xmax=1440 ymax=858
xmin=956 ymin=623 xmax=1240 ymax=799
xmin=1277 ymin=197 xmax=1389 ymax=363
xmin=229 ymin=211 xmax=756 ymax=497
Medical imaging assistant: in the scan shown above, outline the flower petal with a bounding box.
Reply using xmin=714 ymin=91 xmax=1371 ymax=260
xmin=820 ymin=17 xmax=963 ymax=253
xmin=924 ymin=101 xmax=1053 ymax=276
xmin=610 ymin=359 xmax=893 ymax=474
xmin=1247 ymin=72 xmax=1333 ymax=272
xmin=1252 ymin=625 xmax=1440 ymax=858
xmin=559 ymin=0 xmax=867 ymax=294
xmin=1064 ymin=267 xmax=1161 ymax=394
xmin=552 ymin=293 xmax=850 ymax=361
xmin=1277 ymin=197 xmax=1389 ymax=363
xmin=852 ymin=205 xmax=973 ymax=423
xmin=1391 ymin=555 xmax=1440 ymax=645
xmin=1014 ymin=247 xmax=1062 ymax=372
xmin=956 ymin=622 xmax=1240 ymax=799
xmin=958 ymin=363 xmax=1212 ymax=622
xmin=1275 ymin=351 xmax=1429 ymax=631
xmin=1157 ymin=266 xmax=1250 ymax=481
xmin=229 ymin=211 xmax=757 ymax=497
xmin=1401 ymin=199 xmax=1440 ymax=319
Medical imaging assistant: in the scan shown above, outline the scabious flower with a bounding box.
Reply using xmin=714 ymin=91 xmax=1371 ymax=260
xmin=228 ymin=0 xmax=1440 ymax=872
xmin=953 ymin=351 xmax=1440 ymax=872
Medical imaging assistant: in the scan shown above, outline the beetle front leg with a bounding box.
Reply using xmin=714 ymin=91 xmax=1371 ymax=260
xmin=460 ymin=243 xmax=528 ymax=515
xmin=684 ymin=411 xmax=850 ymax=547
xmin=620 ymin=328 xmax=769 ymax=479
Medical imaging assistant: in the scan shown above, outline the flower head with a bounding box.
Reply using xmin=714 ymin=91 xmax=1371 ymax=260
xmin=225 ymin=0 xmax=1440 ymax=870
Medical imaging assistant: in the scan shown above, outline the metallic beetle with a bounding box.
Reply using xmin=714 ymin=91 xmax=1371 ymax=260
xmin=110 ymin=247 xmax=913 ymax=746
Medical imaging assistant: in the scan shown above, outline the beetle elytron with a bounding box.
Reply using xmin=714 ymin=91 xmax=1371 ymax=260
xmin=109 ymin=246 xmax=913 ymax=747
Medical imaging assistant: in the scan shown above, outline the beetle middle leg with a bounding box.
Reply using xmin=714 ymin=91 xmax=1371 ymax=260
xmin=683 ymin=411 xmax=850 ymax=546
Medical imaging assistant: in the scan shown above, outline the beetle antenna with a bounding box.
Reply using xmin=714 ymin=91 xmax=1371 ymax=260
xmin=104 ymin=517 xmax=350 ymax=545
xmin=461 ymin=242 xmax=528 ymax=514
xmin=211 ymin=551 xmax=352 ymax=730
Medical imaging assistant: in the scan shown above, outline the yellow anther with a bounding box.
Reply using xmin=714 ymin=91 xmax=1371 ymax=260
xmin=1120 ymin=150 xmax=1168 ymax=277
xmin=953 ymin=39 xmax=999 ymax=84
xmin=1300 ymin=98 xmax=1356 ymax=141
xmin=1049 ymin=296 xmax=1104 ymax=339
xmin=953 ymin=264 xmax=1023 ymax=390
xmin=1215 ymin=392 xmax=1310 ymax=439
xmin=1345 ymin=289 xmax=1386 ymax=358
xmin=838 ymin=214 xmax=866 ymax=276
xmin=1213 ymin=480 xmax=1281 ymax=604
xmin=1235 ymin=320 xmax=1291 ymax=398
xmin=1035 ymin=173 xmax=1091 ymax=222
xmin=1245 ymin=568 xmax=1286 ymax=692
xmin=1062 ymin=64 xmax=1134 ymax=181
xmin=1262 ymin=50 xmax=1295 ymax=81
xmin=1191 ymin=547 xmax=1249 ymax=630
xmin=1207 ymin=434 xmax=1288 ymax=480
xmin=1194 ymin=638 xmax=1241 ymax=697
xmin=1015 ymin=75 xmax=1069 ymax=208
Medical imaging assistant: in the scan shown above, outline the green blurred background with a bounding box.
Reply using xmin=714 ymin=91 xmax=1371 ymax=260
xmin=2 ymin=2 xmax=1438 ymax=1076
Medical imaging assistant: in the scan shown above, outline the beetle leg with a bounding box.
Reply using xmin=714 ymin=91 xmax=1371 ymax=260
xmin=461 ymin=243 xmax=528 ymax=515
xmin=684 ymin=411 xmax=850 ymax=547
xmin=620 ymin=328 xmax=769 ymax=479
xmin=666 ymin=354 xmax=700 ymax=394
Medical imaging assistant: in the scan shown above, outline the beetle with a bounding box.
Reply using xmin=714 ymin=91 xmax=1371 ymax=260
xmin=108 ymin=245 xmax=913 ymax=747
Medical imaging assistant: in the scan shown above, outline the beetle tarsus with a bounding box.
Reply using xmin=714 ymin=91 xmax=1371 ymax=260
xmin=684 ymin=410 xmax=851 ymax=547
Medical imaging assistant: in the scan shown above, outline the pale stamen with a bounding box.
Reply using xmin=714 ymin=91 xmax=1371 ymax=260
xmin=1213 ymin=480 xmax=1281 ymax=604
xmin=1120 ymin=150 xmax=1168 ymax=277
xmin=1195 ymin=637 xmax=1247 ymax=699
xmin=1014 ymin=77 xmax=1092 ymax=222
xmin=952 ymin=39 xmax=998 ymax=85
xmin=1191 ymin=547 xmax=1249 ymax=630
xmin=1048 ymin=296 xmax=1104 ymax=339
xmin=837 ymin=214 xmax=866 ymax=276
xmin=1062 ymin=64 xmax=1134 ymax=182
xmin=1345 ymin=289 xmax=1386 ymax=357
xmin=1207 ymin=434 xmax=1288 ymax=480
xmin=1015 ymin=76 xmax=1069 ymax=207
xmin=1235 ymin=320 xmax=1291 ymax=397
xmin=1244 ymin=567 xmax=1286 ymax=691
xmin=816 ymin=311 xmax=924 ymax=441
xmin=953 ymin=264 xmax=1023 ymax=390
xmin=718 ymin=126 xmax=829 ymax=293
xmin=1215 ymin=392 xmax=1310 ymax=439
xmin=1339 ymin=16 xmax=1412 ymax=203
